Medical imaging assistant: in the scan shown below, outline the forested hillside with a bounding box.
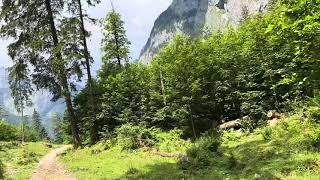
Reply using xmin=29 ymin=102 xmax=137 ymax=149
xmin=0 ymin=0 xmax=320 ymax=179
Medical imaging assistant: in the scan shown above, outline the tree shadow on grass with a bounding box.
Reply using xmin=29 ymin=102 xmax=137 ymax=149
xmin=220 ymin=139 xmax=320 ymax=179
xmin=115 ymin=161 xmax=188 ymax=180
xmin=116 ymin=139 xmax=320 ymax=180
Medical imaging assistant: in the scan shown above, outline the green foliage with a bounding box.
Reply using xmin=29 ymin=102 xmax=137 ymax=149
xmin=72 ymin=0 xmax=320 ymax=146
xmin=221 ymin=129 xmax=248 ymax=142
xmin=0 ymin=160 xmax=4 ymax=179
xmin=307 ymin=106 xmax=320 ymax=122
xmin=262 ymin=116 xmax=320 ymax=151
xmin=184 ymin=131 xmax=221 ymax=169
xmin=0 ymin=142 xmax=53 ymax=179
xmin=154 ymin=129 xmax=192 ymax=153
xmin=115 ymin=124 xmax=155 ymax=150
xmin=0 ymin=120 xmax=19 ymax=141
xmin=51 ymin=113 xmax=65 ymax=144
xmin=21 ymin=125 xmax=40 ymax=142
xmin=31 ymin=109 xmax=48 ymax=140
xmin=0 ymin=118 xmax=46 ymax=142
xmin=101 ymin=10 xmax=130 ymax=66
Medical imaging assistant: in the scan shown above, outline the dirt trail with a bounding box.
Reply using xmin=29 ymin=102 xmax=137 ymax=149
xmin=31 ymin=145 xmax=76 ymax=180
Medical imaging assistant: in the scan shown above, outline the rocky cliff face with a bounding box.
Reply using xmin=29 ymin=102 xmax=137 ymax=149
xmin=140 ymin=0 xmax=270 ymax=64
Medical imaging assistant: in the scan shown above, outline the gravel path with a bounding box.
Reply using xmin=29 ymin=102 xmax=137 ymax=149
xmin=31 ymin=145 xmax=76 ymax=180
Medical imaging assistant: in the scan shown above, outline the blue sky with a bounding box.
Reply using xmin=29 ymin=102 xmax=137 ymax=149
xmin=0 ymin=0 xmax=172 ymax=71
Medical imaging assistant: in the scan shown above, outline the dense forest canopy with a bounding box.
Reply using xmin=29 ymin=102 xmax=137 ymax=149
xmin=0 ymin=0 xmax=320 ymax=179
xmin=70 ymin=0 xmax=320 ymax=143
xmin=0 ymin=0 xmax=319 ymax=143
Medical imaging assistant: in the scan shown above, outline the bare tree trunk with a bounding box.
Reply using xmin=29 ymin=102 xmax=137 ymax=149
xmin=45 ymin=0 xmax=81 ymax=148
xmin=190 ymin=108 xmax=197 ymax=139
xmin=191 ymin=117 xmax=197 ymax=140
xmin=76 ymin=0 xmax=98 ymax=144
xmin=19 ymin=81 xmax=25 ymax=143
xmin=21 ymin=108 xmax=24 ymax=143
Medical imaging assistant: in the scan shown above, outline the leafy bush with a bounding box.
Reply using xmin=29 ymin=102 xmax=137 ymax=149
xmin=154 ymin=129 xmax=192 ymax=153
xmin=0 ymin=120 xmax=19 ymax=141
xmin=0 ymin=120 xmax=40 ymax=142
xmin=183 ymin=131 xmax=221 ymax=169
xmin=262 ymin=116 xmax=320 ymax=151
xmin=221 ymin=129 xmax=245 ymax=142
xmin=307 ymin=106 xmax=320 ymax=122
xmin=115 ymin=124 xmax=155 ymax=150
xmin=91 ymin=139 xmax=116 ymax=154
xmin=17 ymin=150 xmax=38 ymax=165
xmin=262 ymin=127 xmax=273 ymax=141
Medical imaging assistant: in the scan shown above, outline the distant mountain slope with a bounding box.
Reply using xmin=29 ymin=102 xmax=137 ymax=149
xmin=140 ymin=0 xmax=270 ymax=64
xmin=0 ymin=67 xmax=66 ymax=131
xmin=0 ymin=108 xmax=21 ymax=125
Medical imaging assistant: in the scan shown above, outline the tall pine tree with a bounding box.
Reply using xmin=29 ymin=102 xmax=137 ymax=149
xmin=31 ymin=109 xmax=47 ymax=140
xmin=67 ymin=0 xmax=101 ymax=144
xmin=0 ymin=0 xmax=84 ymax=147
xmin=8 ymin=59 xmax=33 ymax=143
xmin=101 ymin=9 xmax=130 ymax=66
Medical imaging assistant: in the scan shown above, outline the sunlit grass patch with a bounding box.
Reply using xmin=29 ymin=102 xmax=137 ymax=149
xmin=0 ymin=142 xmax=55 ymax=179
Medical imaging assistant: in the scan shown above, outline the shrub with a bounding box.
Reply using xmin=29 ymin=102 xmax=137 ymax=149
xmin=262 ymin=127 xmax=273 ymax=141
xmin=0 ymin=120 xmax=19 ymax=141
xmin=262 ymin=115 xmax=320 ymax=151
xmin=154 ymin=129 xmax=192 ymax=153
xmin=17 ymin=150 xmax=37 ymax=165
xmin=91 ymin=140 xmax=116 ymax=154
xmin=183 ymin=131 xmax=221 ymax=170
xmin=222 ymin=129 xmax=245 ymax=143
xmin=307 ymin=106 xmax=320 ymax=122
xmin=115 ymin=124 xmax=155 ymax=150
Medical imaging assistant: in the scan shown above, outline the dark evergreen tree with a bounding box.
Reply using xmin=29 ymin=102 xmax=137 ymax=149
xmin=31 ymin=109 xmax=47 ymax=140
xmin=8 ymin=60 xmax=33 ymax=143
xmin=52 ymin=113 xmax=64 ymax=144
xmin=66 ymin=0 xmax=101 ymax=144
xmin=0 ymin=0 xmax=83 ymax=147
xmin=101 ymin=9 xmax=130 ymax=66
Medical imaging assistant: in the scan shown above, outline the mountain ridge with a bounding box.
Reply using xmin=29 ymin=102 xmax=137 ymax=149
xmin=140 ymin=0 xmax=271 ymax=64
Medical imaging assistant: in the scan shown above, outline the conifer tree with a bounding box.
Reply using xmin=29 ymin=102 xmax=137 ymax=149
xmin=31 ymin=109 xmax=47 ymax=140
xmin=8 ymin=60 xmax=33 ymax=143
xmin=0 ymin=0 xmax=83 ymax=147
xmin=52 ymin=113 xmax=63 ymax=144
xmin=101 ymin=9 xmax=130 ymax=66
xmin=67 ymin=0 xmax=101 ymax=144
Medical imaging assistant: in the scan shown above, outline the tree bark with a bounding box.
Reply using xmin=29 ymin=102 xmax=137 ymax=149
xmin=45 ymin=0 xmax=81 ymax=148
xmin=21 ymin=107 xmax=25 ymax=143
xmin=76 ymin=0 xmax=98 ymax=144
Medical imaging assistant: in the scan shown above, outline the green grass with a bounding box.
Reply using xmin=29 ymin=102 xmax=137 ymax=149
xmin=60 ymin=146 xmax=186 ymax=180
xmin=218 ymin=131 xmax=320 ymax=179
xmin=0 ymin=141 xmax=56 ymax=179
xmin=61 ymin=120 xmax=320 ymax=179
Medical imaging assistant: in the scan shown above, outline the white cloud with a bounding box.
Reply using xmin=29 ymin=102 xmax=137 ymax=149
xmin=0 ymin=0 xmax=172 ymax=70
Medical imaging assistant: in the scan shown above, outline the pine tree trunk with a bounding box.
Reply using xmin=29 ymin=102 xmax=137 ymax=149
xmin=76 ymin=0 xmax=98 ymax=144
xmin=190 ymin=108 xmax=197 ymax=139
xmin=19 ymin=81 xmax=25 ymax=143
xmin=45 ymin=0 xmax=81 ymax=148
xmin=21 ymin=108 xmax=25 ymax=143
